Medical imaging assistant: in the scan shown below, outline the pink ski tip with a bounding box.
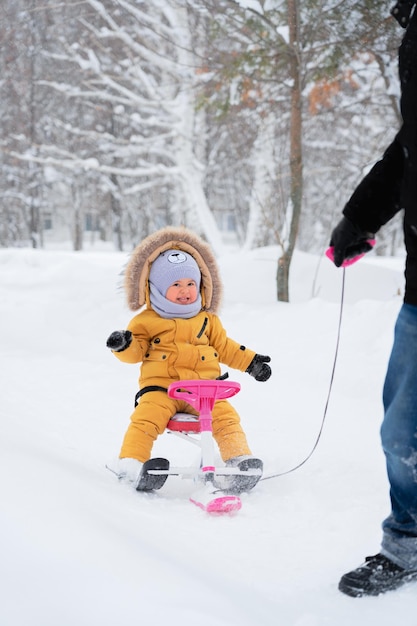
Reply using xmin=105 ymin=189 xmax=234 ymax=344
xmin=325 ymin=239 xmax=376 ymax=267
xmin=190 ymin=494 xmax=242 ymax=514
xmin=206 ymin=496 xmax=242 ymax=514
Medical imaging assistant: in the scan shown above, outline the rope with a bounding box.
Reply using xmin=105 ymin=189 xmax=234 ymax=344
xmin=260 ymin=267 xmax=346 ymax=482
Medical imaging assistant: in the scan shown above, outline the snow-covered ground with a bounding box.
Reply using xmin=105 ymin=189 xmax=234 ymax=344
xmin=1 ymin=242 xmax=416 ymax=626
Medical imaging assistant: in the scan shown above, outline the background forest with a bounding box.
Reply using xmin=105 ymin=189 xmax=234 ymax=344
xmin=0 ymin=0 xmax=405 ymax=299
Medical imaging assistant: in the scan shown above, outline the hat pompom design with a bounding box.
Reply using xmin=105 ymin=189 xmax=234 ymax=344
xmin=149 ymin=249 xmax=201 ymax=296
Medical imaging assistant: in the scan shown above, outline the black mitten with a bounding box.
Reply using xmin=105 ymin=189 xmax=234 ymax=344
xmin=329 ymin=217 xmax=374 ymax=267
xmin=106 ymin=330 xmax=133 ymax=352
xmin=391 ymin=1 xmax=416 ymax=27
xmin=246 ymin=354 xmax=271 ymax=382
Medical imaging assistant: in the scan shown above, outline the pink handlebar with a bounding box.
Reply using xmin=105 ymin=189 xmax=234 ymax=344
xmin=168 ymin=379 xmax=240 ymax=412
xmin=168 ymin=379 xmax=241 ymax=433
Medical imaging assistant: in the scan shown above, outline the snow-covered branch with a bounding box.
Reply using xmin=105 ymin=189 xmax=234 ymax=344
xmin=11 ymin=150 xmax=179 ymax=179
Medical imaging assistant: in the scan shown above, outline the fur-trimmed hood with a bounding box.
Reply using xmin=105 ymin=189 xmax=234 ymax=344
xmin=124 ymin=227 xmax=223 ymax=313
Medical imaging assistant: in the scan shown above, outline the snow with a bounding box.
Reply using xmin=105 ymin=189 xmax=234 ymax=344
xmin=1 ymin=243 xmax=417 ymax=626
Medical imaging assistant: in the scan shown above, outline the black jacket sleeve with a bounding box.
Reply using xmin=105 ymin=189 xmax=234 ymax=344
xmin=342 ymin=137 xmax=404 ymax=234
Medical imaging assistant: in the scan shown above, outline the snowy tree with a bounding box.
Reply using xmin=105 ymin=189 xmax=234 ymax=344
xmin=300 ymin=1 xmax=401 ymax=259
xmin=0 ymin=0 xmax=45 ymax=247
xmin=0 ymin=0 xmax=403 ymax=279
xmin=9 ymin=0 xmax=225 ymax=252
xmin=190 ymin=0 xmax=400 ymax=300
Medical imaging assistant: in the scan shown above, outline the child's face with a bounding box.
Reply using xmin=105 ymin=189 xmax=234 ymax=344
xmin=165 ymin=278 xmax=198 ymax=304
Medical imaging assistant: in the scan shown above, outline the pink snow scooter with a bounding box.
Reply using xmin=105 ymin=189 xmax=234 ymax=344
xmin=135 ymin=378 xmax=263 ymax=514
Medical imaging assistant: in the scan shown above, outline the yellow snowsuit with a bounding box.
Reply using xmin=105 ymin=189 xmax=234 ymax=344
xmin=114 ymin=308 xmax=256 ymax=462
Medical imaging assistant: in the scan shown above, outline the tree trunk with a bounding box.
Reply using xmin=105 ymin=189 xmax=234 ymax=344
xmin=29 ymin=0 xmax=41 ymax=249
xmin=110 ymin=174 xmax=123 ymax=252
xmin=277 ymin=252 xmax=291 ymax=302
xmin=173 ymin=5 xmax=225 ymax=256
xmin=277 ymin=0 xmax=303 ymax=302
xmin=72 ymin=183 xmax=83 ymax=251
xmin=244 ymin=112 xmax=276 ymax=250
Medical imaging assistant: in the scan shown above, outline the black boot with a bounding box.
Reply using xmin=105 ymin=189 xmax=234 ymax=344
xmin=339 ymin=553 xmax=417 ymax=597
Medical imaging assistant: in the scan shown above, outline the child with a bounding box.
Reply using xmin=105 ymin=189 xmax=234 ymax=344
xmin=106 ymin=227 xmax=271 ymax=486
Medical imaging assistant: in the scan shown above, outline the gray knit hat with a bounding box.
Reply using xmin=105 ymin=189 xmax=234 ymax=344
xmin=149 ymin=249 xmax=201 ymax=296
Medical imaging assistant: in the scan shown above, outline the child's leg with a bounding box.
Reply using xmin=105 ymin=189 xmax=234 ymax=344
xmin=211 ymin=400 xmax=252 ymax=462
xmin=119 ymin=391 xmax=179 ymax=462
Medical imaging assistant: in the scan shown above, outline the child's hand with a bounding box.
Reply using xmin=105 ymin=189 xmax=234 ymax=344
xmin=106 ymin=330 xmax=133 ymax=352
xmin=246 ymin=354 xmax=271 ymax=382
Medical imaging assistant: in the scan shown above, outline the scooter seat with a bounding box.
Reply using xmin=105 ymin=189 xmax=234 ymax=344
xmin=167 ymin=413 xmax=201 ymax=433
